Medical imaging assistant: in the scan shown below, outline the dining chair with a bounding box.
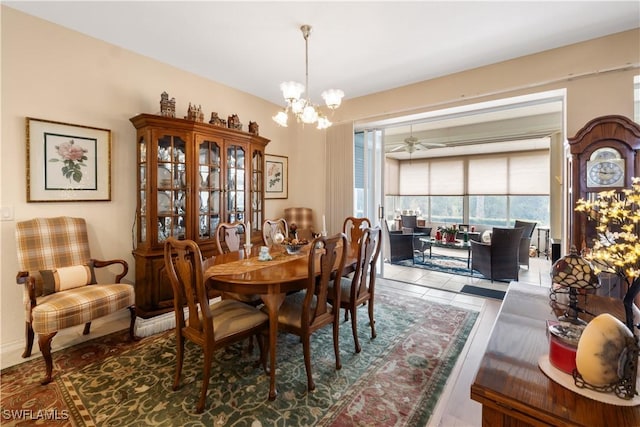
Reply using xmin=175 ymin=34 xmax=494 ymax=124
xmin=15 ymin=216 xmax=137 ymax=385
xmin=342 ymin=216 xmax=372 ymax=246
xmin=329 ymin=226 xmax=381 ymax=353
xmin=262 ymin=218 xmax=288 ymax=246
xmin=268 ymin=232 xmax=348 ymax=392
xmin=214 ymin=221 xmax=246 ymax=254
xmin=212 ymin=221 xmax=262 ymax=308
xmin=164 ymin=237 xmax=269 ymax=413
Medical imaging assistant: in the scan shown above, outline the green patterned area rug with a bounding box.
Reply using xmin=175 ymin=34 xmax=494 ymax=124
xmin=1 ymin=292 xmax=478 ymax=426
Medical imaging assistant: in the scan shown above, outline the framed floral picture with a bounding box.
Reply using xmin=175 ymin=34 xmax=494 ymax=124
xmin=26 ymin=117 xmax=111 ymax=202
xmin=265 ymin=154 xmax=288 ymax=199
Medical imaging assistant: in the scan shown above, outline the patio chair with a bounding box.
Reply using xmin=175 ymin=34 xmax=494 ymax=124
xmin=382 ymin=220 xmax=415 ymax=263
xmin=470 ymin=227 xmax=524 ymax=282
xmin=514 ymin=220 xmax=537 ymax=269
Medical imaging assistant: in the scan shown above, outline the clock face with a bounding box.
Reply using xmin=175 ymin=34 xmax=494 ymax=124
xmin=587 ymin=159 xmax=625 ymax=187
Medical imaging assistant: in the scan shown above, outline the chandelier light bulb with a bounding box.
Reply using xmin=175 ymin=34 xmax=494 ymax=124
xmin=300 ymin=105 xmax=318 ymax=124
xmin=316 ymin=115 xmax=332 ymax=130
xmin=321 ymin=89 xmax=344 ymax=109
xmin=272 ymin=110 xmax=288 ymax=127
xmin=291 ymin=98 xmax=306 ymax=115
xmin=280 ymin=81 xmax=304 ymax=102
xmin=273 ymin=24 xmax=344 ymax=129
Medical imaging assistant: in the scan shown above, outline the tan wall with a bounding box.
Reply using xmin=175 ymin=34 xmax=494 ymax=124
xmin=1 ymin=6 xmax=638 ymax=352
xmin=337 ymin=29 xmax=639 ymax=134
xmin=0 ymin=7 xmax=327 ymax=351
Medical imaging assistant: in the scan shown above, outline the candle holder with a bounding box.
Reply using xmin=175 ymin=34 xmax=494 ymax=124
xmin=243 ymin=243 xmax=253 ymax=258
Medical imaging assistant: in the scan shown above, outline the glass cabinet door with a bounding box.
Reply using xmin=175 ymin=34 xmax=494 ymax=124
xmin=251 ymin=149 xmax=264 ymax=232
xmin=198 ymin=139 xmax=222 ymax=240
xmin=226 ymin=144 xmax=246 ymax=223
xmin=138 ymin=136 xmax=147 ymax=244
xmin=156 ymin=134 xmax=187 ymax=244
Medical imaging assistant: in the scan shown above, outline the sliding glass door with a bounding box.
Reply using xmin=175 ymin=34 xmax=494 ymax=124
xmin=355 ymin=129 xmax=384 ymax=269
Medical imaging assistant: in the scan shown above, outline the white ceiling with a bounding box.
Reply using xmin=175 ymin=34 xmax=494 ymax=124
xmin=5 ymin=1 xmax=639 ymax=159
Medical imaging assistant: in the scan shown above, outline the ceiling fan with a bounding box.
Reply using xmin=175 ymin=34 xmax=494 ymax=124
xmin=388 ymin=125 xmax=446 ymax=153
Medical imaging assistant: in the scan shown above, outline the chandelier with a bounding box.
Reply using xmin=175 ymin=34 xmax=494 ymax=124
xmin=272 ymin=25 xmax=344 ymax=130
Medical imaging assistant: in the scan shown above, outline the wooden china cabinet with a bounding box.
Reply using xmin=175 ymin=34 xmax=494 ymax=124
xmin=130 ymin=113 xmax=269 ymax=318
xmin=568 ymin=115 xmax=640 ymax=251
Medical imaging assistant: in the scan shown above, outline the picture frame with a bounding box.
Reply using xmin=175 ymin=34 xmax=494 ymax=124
xmin=265 ymin=154 xmax=288 ymax=199
xmin=27 ymin=117 xmax=111 ymax=202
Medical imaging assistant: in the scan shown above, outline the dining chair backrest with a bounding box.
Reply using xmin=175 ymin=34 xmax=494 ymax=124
xmin=352 ymin=226 xmax=382 ymax=302
xmin=214 ymin=221 xmax=245 ymax=254
xmin=262 ymin=218 xmax=288 ymax=246
xmin=335 ymin=225 xmax=382 ymax=353
xmin=342 ymin=216 xmax=372 ymax=245
xmin=400 ymin=215 xmax=418 ymax=230
xmin=164 ymin=238 xmax=209 ymax=336
xmin=305 ymin=232 xmax=348 ymax=326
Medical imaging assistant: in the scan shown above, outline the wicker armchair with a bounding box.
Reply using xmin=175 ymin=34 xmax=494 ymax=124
xmin=514 ymin=220 xmax=537 ymax=269
xmin=471 ymin=227 xmax=524 ymax=282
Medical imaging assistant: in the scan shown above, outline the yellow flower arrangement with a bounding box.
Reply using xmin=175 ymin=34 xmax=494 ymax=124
xmin=575 ymin=176 xmax=640 ymax=330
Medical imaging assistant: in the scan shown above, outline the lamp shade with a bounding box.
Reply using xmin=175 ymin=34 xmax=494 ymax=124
xmin=321 ymin=89 xmax=344 ymax=109
xmin=551 ymin=245 xmax=598 ymax=289
xmin=280 ymin=81 xmax=304 ymax=102
xmin=272 ymin=111 xmax=288 ymax=127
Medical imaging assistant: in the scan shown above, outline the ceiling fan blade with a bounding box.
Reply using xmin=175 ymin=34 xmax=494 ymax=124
xmin=389 ymin=145 xmax=407 ymax=152
xmin=419 ymin=141 xmax=447 ymax=148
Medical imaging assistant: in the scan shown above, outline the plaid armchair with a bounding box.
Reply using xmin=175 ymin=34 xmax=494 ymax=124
xmin=15 ymin=217 xmax=137 ymax=384
xmin=284 ymin=207 xmax=316 ymax=241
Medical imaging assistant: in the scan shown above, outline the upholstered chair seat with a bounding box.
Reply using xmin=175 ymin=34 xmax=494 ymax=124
xmin=30 ymin=284 xmax=134 ymax=335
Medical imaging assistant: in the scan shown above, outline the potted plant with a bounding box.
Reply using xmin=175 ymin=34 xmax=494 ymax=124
xmin=439 ymin=224 xmax=458 ymax=243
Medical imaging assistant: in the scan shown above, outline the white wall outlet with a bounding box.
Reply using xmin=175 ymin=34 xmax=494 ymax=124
xmin=1 ymin=206 xmax=15 ymax=221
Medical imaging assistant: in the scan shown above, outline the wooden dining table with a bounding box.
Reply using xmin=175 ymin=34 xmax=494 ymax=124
xmin=204 ymin=241 xmax=358 ymax=400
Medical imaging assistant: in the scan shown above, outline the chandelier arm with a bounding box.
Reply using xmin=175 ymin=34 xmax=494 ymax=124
xmin=304 ymin=26 xmax=310 ymax=102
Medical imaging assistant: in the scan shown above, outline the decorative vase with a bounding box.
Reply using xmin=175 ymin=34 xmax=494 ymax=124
xmin=445 ymin=233 xmax=456 ymax=243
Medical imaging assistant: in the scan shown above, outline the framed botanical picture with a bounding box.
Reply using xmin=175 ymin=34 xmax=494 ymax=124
xmin=26 ymin=117 xmax=111 ymax=202
xmin=265 ymin=154 xmax=288 ymax=199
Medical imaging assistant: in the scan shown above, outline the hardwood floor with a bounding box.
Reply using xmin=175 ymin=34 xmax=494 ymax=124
xmin=2 ymin=256 xmax=552 ymax=427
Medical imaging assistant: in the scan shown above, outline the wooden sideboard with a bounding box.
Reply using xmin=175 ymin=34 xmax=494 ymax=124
xmin=471 ymin=282 xmax=640 ymax=426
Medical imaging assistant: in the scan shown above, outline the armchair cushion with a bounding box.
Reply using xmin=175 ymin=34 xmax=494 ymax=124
xmin=40 ymin=263 xmax=96 ymax=295
xmin=30 ymin=284 xmax=134 ymax=335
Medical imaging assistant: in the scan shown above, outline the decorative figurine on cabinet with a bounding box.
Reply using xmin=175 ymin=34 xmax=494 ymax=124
xmin=248 ymin=121 xmax=259 ymax=135
xmin=209 ymin=112 xmax=224 ymax=127
xmin=227 ymin=114 xmax=243 ymax=131
xmin=186 ymin=103 xmax=204 ymax=122
xmin=159 ymin=92 xmax=176 ymax=118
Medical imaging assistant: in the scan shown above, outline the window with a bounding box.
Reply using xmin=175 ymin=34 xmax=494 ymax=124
xmin=386 ymin=148 xmax=550 ymax=227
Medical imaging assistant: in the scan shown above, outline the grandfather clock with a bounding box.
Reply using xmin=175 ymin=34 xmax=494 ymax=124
xmin=568 ymin=115 xmax=640 ymax=250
